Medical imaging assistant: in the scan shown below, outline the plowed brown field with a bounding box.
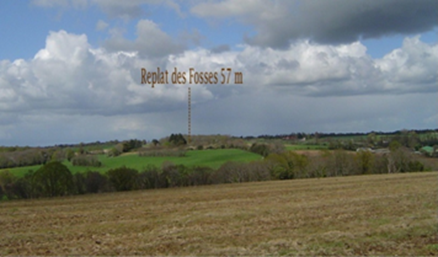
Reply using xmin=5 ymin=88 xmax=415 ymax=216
xmin=1 ymin=172 xmax=437 ymax=256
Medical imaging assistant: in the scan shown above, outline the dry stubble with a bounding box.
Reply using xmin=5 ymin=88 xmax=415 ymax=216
xmin=0 ymin=172 xmax=437 ymax=255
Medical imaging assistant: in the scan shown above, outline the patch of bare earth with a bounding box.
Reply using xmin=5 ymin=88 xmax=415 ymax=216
xmin=0 ymin=172 xmax=437 ymax=256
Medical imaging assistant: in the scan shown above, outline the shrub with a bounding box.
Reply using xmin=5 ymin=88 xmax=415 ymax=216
xmin=265 ymin=151 xmax=309 ymax=180
xmin=73 ymin=172 xmax=87 ymax=194
xmin=122 ymin=139 xmax=144 ymax=152
xmin=137 ymin=165 xmax=163 ymax=189
xmin=250 ymin=143 xmax=270 ymax=157
xmin=13 ymin=173 xmax=35 ymax=199
xmin=188 ymin=166 xmax=213 ymax=186
xmin=108 ymin=145 xmax=123 ymax=157
xmin=355 ymin=150 xmax=375 ymax=175
xmin=107 ymin=166 xmax=139 ymax=191
xmin=245 ymin=161 xmax=271 ymax=181
xmin=209 ymin=161 xmax=270 ymax=184
xmin=66 ymin=149 xmax=75 ymax=161
xmin=325 ymin=150 xmax=356 ymax=177
xmin=84 ymin=171 xmax=110 ymax=193
xmin=0 ymin=170 xmax=18 ymax=199
xmin=161 ymin=161 xmax=185 ymax=188
xmin=169 ymin=133 xmax=187 ymax=146
xmin=71 ymin=155 xmax=102 ymax=167
xmin=211 ymin=162 xmax=247 ymax=184
xmin=407 ymin=160 xmax=424 ymax=172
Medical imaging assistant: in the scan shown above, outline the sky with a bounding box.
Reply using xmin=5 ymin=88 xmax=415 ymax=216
xmin=0 ymin=0 xmax=437 ymax=146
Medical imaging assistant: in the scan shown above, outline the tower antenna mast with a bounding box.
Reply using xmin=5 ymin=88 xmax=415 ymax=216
xmin=188 ymin=87 xmax=191 ymax=144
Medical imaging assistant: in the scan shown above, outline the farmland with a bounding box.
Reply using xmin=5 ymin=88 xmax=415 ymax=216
xmin=0 ymin=172 xmax=436 ymax=256
xmin=4 ymin=149 xmax=262 ymax=177
xmin=2 ymin=129 xmax=438 ymax=179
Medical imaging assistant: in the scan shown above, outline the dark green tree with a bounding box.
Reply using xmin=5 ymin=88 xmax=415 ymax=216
xmin=355 ymin=150 xmax=374 ymax=175
xmin=33 ymin=162 xmax=74 ymax=197
xmin=0 ymin=170 xmax=17 ymax=199
xmin=107 ymin=166 xmax=139 ymax=191
xmin=122 ymin=139 xmax=143 ymax=152
xmin=168 ymin=134 xmax=187 ymax=146
xmin=250 ymin=143 xmax=270 ymax=157
xmin=80 ymin=171 xmax=110 ymax=193
xmin=66 ymin=149 xmax=75 ymax=161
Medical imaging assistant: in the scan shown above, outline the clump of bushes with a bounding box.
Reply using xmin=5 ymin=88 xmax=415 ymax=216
xmin=107 ymin=139 xmax=145 ymax=157
xmin=107 ymin=166 xmax=139 ymax=191
xmin=249 ymin=142 xmax=285 ymax=157
xmin=169 ymin=134 xmax=187 ymax=146
xmin=71 ymin=155 xmax=102 ymax=167
xmin=73 ymin=171 xmax=111 ymax=194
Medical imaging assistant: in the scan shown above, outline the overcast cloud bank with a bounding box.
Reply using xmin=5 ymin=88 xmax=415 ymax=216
xmin=0 ymin=0 xmax=436 ymax=145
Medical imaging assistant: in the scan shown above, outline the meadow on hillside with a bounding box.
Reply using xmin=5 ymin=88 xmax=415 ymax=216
xmin=4 ymin=149 xmax=261 ymax=177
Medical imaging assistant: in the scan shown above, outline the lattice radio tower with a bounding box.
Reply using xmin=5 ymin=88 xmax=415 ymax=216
xmin=188 ymin=87 xmax=191 ymax=144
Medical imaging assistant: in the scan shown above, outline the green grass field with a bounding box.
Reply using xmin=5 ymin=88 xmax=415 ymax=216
xmin=4 ymin=149 xmax=262 ymax=177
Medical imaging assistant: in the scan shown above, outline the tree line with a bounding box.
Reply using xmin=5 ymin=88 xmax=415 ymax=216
xmin=253 ymin=128 xmax=438 ymax=140
xmin=0 ymin=141 xmax=431 ymax=201
xmin=0 ymin=139 xmax=145 ymax=169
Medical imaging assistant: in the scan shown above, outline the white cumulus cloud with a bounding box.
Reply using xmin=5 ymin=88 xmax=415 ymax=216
xmin=0 ymin=29 xmax=436 ymax=146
